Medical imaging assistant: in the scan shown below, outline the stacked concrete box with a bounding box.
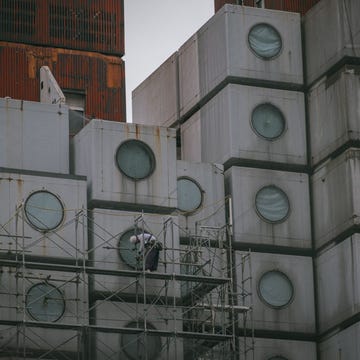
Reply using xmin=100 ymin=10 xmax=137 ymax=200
xmin=178 ymin=4 xmax=303 ymax=118
xmin=178 ymin=33 xmax=200 ymax=119
xmin=176 ymin=160 xmax=226 ymax=236
xmin=180 ymin=243 xmax=227 ymax=299
xmin=0 ymin=267 xmax=88 ymax=323
xmin=0 ymin=267 xmax=88 ymax=353
xmin=132 ymin=53 xmax=178 ymax=127
xmin=0 ymin=170 xmax=87 ymax=260
xmin=0 ymin=325 xmax=19 ymax=355
xmin=225 ymin=167 xmax=311 ymax=249
xmin=304 ymin=0 xmax=360 ymax=85
xmin=93 ymin=300 xmax=183 ymax=360
xmin=0 ymin=358 xmax=61 ymax=360
xmin=318 ymin=322 xmax=360 ymax=360
xmin=316 ymin=235 xmax=360 ymax=333
xmin=0 ymin=327 xmax=80 ymax=358
xmin=0 ymin=267 xmax=18 ymax=325
xmin=181 ymin=84 xmax=307 ymax=166
xmin=308 ymin=66 xmax=360 ymax=166
xmin=311 ymin=148 xmax=360 ymax=249
xmin=180 ymin=111 xmax=202 ymax=162
xmin=131 ymin=4 xmax=303 ymax=127
xmin=0 ymin=98 xmax=69 ymax=174
xmin=90 ymin=209 xmax=180 ymax=298
xmin=250 ymin=338 xmax=316 ymax=360
xmin=176 ymin=161 xmax=227 ymax=307
xmin=235 ymin=251 xmax=316 ymax=333
xmin=72 ymin=119 xmax=177 ymax=211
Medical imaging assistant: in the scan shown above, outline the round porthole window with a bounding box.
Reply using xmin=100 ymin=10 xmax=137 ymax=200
xmin=24 ymin=191 xmax=64 ymax=231
xmin=251 ymin=103 xmax=285 ymax=140
xmin=248 ymin=23 xmax=282 ymax=59
xmin=116 ymin=140 xmax=155 ymax=180
xmin=121 ymin=321 xmax=161 ymax=360
xmin=255 ymin=186 xmax=290 ymax=223
xmin=258 ymin=271 xmax=294 ymax=308
xmin=26 ymin=283 xmax=65 ymax=322
xmin=118 ymin=229 xmax=150 ymax=270
xmin=177 ymin=177 xmax=203 ymax=213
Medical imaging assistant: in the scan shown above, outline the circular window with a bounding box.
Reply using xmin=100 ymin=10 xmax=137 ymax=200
xmin=116 ymin=140 xmax=155 ymax=180
xmin=258 ymin=271 xmax=294 ymax=308
xmin=248 ymin=23 xmax=282 ymax=59
xmin=24 ymin=191 xmax=64 ymax=231
xmin=121 ymin=321 xmax=161 ymax=360
xmin=118 ymin=229 xmax=150 ymax=270
xmin=177 ymin=177 xmax=203 ymax=213
xmin=251 ymin=103 xmax=285 ymax=140
xmin=26 ymin=283 xmax=65 ymax=322
xmin=255 ymin=186 xmax=290 ymax=223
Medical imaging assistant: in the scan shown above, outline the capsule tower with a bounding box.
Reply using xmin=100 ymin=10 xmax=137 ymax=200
xmin=0 ymin=0 xmax=234 ymax=358
xmin=1 ymin=0 xmax=360 ymax=359
xmin=133 ymin=0 xmax=360 ymax=359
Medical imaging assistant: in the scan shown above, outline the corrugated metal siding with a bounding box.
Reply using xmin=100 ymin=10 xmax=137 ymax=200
xmin=0 ymin=0 xmax=124 ymax=56
xmin=265 ymin=0 xmax=321 ymax=15
xmin=214 ymin=0 xmax=320 ymax=14
xmin=214 ymin=0 xmax=237 ymax=12
xmin=214 ymin=0 xmax=261 ymax=12
xmin=0 ymin=42 xmax=126 ymax=122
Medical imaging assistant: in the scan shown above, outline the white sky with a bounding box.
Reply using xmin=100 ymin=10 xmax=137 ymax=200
xmin=124 ymin=0 xmax=214 ymax=123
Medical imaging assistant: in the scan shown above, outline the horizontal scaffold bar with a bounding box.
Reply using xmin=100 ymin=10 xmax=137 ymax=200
xmin=0 ymin=320 xmax=232 ymax=341
xmin=0 ymin=258 xmax=231 ymax=284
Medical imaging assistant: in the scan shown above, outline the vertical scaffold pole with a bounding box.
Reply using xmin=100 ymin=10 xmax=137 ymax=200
xmin=20 ymin=204 xmax=26 ymax=358
xmin=82 ymin=208 xmax=88 ymax=359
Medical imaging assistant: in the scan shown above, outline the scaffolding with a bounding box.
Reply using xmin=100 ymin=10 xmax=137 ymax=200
xmin=0 ymin=204 xmax=254 ymax=360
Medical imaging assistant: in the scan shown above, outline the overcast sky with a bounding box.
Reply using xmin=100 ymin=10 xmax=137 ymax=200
xmin=124 ymin=0 xmax=214 ymax=123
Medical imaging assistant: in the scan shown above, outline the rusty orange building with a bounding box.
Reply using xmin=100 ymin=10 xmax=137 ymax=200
xmin=0 ymin=0 xmax=125 ymax=122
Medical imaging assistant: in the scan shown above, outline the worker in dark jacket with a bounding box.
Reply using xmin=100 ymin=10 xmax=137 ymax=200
xmin=129 ymin=233 xmax=162 ymax=271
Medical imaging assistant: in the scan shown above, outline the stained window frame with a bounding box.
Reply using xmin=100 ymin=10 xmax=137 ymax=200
xmin=115 ymin=139 xmax=156 ymax=181
xmin=258 ymin=270 xmax=294 ymax=309
xmin=26 ymin=282 xmax=66 ymax=322
xmin=24 ymin=190 xmax=65 ymax=232
xmin=255 ymin=185 xmax=290 ymax=224
xmin=250 ymin=102 xmax=286 ymax=141
xmin=248 ymin=22 xmax=283 ymax=60
xmin=177 ymin=176 xmax=204 ymax=214
xmin=118 ymin=228 xmax=152 ymax=270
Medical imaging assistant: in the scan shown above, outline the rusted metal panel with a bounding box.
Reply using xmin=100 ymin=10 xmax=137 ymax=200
xmin=214 ymin=0 xmax=260 ymax=12
xmin=265 ymin=0 xmax=321 ymax=15
xmin=0 ymin=45 xmax=39 ymax=102
xmin=0 ymin=42 xmax=126 ymax=122
xmin=214 ymin=0 xmax=237 ymax=12
xmin=214 ymin=0 xmax=320 ymax=15
xmin=0 ymin=0 xmax=124 ymax=56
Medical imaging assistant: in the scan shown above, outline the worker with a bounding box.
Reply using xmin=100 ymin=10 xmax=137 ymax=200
xmin=129 ymin=233 xmax=162 ymax=271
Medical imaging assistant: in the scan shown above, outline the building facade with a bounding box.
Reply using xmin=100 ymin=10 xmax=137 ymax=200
xmin=1 ymin=0 xmax=360 ymax=359
xmin=0 ymin=0 xmax=125 ymax=122
xmin=133 ymin=0 xmax=360 ymax=359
